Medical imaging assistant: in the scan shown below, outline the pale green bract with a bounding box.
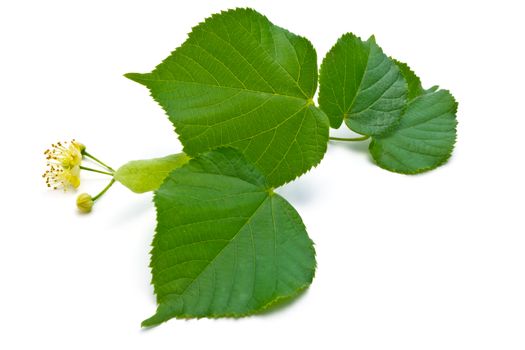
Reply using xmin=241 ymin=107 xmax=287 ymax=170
xmin=144 ymin=148 xmax=316 ymax=327
xmin=369 ymin=89 xmax=458 ymax=174
xmin=114 ymin=153 xmax=190 ymax=193
xmin=318 ymin=33 xmax=407 ymax=135
xmin=126 ymin=8 xmax=329 ymax=188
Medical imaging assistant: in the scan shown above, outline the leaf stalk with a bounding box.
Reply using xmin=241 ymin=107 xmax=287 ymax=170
xmin=329 ymin=135 xmax=370 ymax=142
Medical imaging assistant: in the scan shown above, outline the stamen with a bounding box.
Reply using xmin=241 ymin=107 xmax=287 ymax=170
xmin=42 ymin=139 xmax=83 ymax=191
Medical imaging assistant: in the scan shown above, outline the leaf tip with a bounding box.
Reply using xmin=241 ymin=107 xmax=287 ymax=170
xmin=124 ymin=72 xmax=148 ymax=85
xmin=141 ymin=311 xmax=165 ymax=328
xmin=426 ymin=85 xmax=440 ymax=93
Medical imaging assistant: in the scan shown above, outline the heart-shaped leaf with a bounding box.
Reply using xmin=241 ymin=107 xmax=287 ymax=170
xmin=319 ymin=33 xmax=407 ymax=135
xmin=126 ymin=8 xmax=329 ymax=187
xmin=369 ymin=89 xmax=458 ymax=173
xmin=145 ymin=148 xmax=316 ymax=326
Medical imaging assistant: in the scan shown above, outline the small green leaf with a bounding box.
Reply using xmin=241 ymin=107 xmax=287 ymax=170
xmin=114 ymin=153 xmax=190 ymax=193
xmin=126 ymin=8 xmax=329 ymax=187
xmin=145 ymin=148 xmax=316 ymax=327
xmin=319 ymin=33 xmax=407 ymax=135
xmin=369 ymin=89 xmax=458 ymax=174
xmin=393 ymin=59 xmax=424 ymax=101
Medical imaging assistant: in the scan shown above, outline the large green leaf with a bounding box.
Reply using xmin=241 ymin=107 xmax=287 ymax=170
xmin=114 ymin=153 xmax=190 ymax=193
xmin=369 ymin=89 xmax=458 ymax=174
xmin=144 ymin=148 xmax=316 ymax=327
xmin=318 ymin=33 xmax=407 ymax=135
xmin=126 ymin=8 xmax=329 ymax=187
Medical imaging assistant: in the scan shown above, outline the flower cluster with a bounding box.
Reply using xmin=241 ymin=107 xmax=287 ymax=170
xmin=43 ymin=139 xmax=116 ymax=213
xmin=42 ymin=140 xmax=84 ymax=190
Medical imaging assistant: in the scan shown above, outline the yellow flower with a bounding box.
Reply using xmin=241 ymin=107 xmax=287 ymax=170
xmin=42 ymin=140 xmax=83 ymax=190
xmin=43 ymin=164 xmax=81 ymax=190
xmin=44 ymin=140 xmax=83 ymax=169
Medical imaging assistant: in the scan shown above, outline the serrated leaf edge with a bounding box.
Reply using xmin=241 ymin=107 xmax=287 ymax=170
xmin=142 ymin=148 xmax=317 ymax=327
xmin=369 ymin=89 xmax=458 ymax=174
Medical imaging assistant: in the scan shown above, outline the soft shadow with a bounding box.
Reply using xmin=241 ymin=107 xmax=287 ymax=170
xmin=109 ymin=194 xmax=154 ymax=227
xmin=276 ymin=176 xmax=318 ymax=205
xmin=329 ymin=138 xmax=371 ymax=154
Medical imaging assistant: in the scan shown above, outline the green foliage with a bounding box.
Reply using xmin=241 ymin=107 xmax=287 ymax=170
xmin=126 ymin=8 xmax=329 ymax=188
xmin=368 ymin=59 xmax=458 ymax=173
xmin=319 ymin=33 xmax=407 ymax=135
xmin=114 ymin=153 xmax=190 ymax=193
xmin=145 ymin=148 xmax=316 ymax=327
xmin=117 ymin=8 xmax=460 ymax=327
xmin=317 ymin=32 xmax=458 ymax=173
xmin=369 ymin=89 xmax=458 ymax=174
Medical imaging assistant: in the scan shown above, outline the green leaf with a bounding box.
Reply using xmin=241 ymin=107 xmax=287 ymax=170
xmin=114 ymin=153 xmax=190 ymax=193
xmin=393 ymin=59 xmax=424 ymax=101
xmin=369 ymin=89 xmax=458 ymax=174
xmin=125 ymin=8 xmax=329 ymax=187
xmin=144 ymin=148 xmax=316 ymax=327
xmin=319 ymin=33 xmax=407 ymax=135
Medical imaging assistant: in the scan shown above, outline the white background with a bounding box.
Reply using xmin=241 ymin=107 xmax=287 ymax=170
xmin=1 ymin=0 xmax=524 ymax=349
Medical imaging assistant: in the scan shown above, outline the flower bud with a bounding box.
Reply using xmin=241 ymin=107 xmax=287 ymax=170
xmin=76 ymin=193 xmax=94 ymax=213
xmin=77 ymin=142 xmax=86 ymax=153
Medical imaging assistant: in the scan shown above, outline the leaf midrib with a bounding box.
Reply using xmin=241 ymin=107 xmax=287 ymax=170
xmin=129 ymin=75 xmax=310 ymax=103
xmin=157 ymin=193 xmax=273 ymax=305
